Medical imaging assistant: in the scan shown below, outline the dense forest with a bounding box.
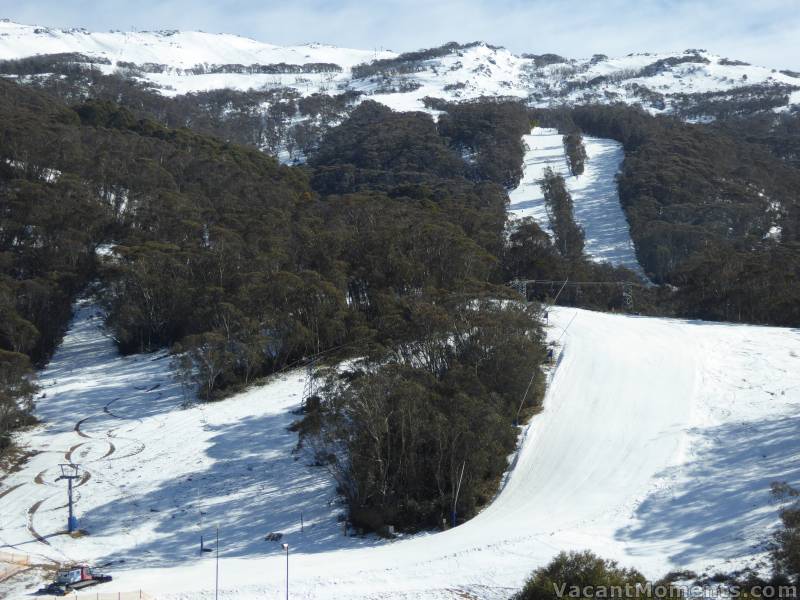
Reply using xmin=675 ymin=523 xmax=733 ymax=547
xmin=2 ymin=50 xmax=800 ymax=532
xmin=0 ymin=53 xmax=359 ymax=159
xmin=541 ymin=168 xmax=585 ymax=259
xmin=0 ymin=81 xmax=557 ymax=532
xmin=536 ymin=103 xmax=800 ymax=325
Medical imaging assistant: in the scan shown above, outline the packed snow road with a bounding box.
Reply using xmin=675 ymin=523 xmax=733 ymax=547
xmin=5 ymin=304 xmax=799 ymax=598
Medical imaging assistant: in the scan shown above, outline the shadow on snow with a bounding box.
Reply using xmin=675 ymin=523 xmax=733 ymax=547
xmin=80 ymin=406 xmax=380 ymax=570
xmin=617 ymin=412 xmax=800 ymax=567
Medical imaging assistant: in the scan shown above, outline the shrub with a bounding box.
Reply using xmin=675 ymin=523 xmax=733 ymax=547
xmin=512 ymin=551 xmax=649 ymax=600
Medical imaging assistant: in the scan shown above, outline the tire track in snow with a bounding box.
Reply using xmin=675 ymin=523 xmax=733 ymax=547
xmin=74 ymin=416 xmax=94 ymax=438
xmin=99 ymin=397 xmax=146 ymax=462
xmin=64 ymin=442 xmax=85 ymax=463
xmin=33 ymin=470 xmax=49 ymax=486
xmin=22 ymin=402 xmax=120 ymax=551
xmin=0 ymin=483 xmax=24 ymax=500
xmin=27 ymin=499 xmax=50 ymax=545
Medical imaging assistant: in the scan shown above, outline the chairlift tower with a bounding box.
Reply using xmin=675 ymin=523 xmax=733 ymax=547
xmin=622 ymin=283 xmax=634 ymax=310
xmin=510 ymin=279 xmax=527 ymax=298
xmin=302 ymin=357 xmax=316 ymax=410
xmin=56 ymin=463 xmax=80 ymax=533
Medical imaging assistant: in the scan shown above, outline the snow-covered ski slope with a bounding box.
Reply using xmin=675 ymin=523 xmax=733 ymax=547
xmin=509 ymin=128 xmax=644 ymax=276
xmin=0 ymin=301 xmax=374 ymax=587
xmin=1 ymin=20 xmax=798 ymax=112
xmin=4 ymin=305 xmax=800 ymax=598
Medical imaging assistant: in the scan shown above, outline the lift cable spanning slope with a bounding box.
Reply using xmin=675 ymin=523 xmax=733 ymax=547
xmin=510 ymin=279 xmax=650 ymax=288
xmin=509 ymin=278 xmax=644 ymax=310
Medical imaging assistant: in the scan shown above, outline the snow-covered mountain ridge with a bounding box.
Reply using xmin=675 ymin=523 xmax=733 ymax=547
xmin=1 ymin=19 xmax=798 ymax=114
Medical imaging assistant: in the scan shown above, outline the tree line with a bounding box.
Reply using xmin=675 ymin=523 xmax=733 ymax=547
xmin=1 ymin=56 xmax=361 ymax=160
xmin=535 ymin=103 xmax=800 ymax=325
xmin=0 ymin=81 xmax=555 ymax=540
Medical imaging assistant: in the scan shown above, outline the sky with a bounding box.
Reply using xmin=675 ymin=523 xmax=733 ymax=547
xmin=2 ymin=0 xmax=799 ymax=70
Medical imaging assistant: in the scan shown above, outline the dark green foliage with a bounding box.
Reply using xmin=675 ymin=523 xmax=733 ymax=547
xmin=0 ymin=52 xmax=110 ymax=76
xmin=521 ymin=53 xmax=568 ymax=67
xmin=0 ymin=350 xmax=38 ymax=451
xmin=0 ymin=81 xmax=114 ymax=451
xmin=307 ymin=298 xmax=546 ymax=532
xmin=541 ymin=168 xmax=585 ymax=259
xmin=512 ymin=550 xmax=649 ymax=600
xmin=710 ymin=112 xmax=800 ymax=169
xmin=437 ymin=99 xmax=531 ymax=187
xmin=351 ymin=42 xmax=496 ymax=80
xmin=295 ymin=98 xmax=556 ymax=532
xmin=9 ymin=60 xmax=360 ymax=158
xmin=308 ymin=100 xmax=510 ymax=263
xmin=563 ymin=131 xmax=587 ymax=176
xmin=0 ymin=75 xmax=536 ymax=451
xmin=502 ymin=218 xmax=653 ymax=313
xmin=0 ymin=79 xmax=317 ymax=423
xmin=639 ymin=53 xmax=710 ymax=78
xmin=670 ymin=84 xmax=798 ymax=120
xmin=550 ymin=104 xmax=800 ymax=325
xmin=310 ymin=101 xmax=466 ymax=178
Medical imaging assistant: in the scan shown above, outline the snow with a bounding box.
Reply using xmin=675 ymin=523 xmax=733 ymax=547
xmin=2 ymin=20 xmax=797 ymax=113
xmin=0 ymin=21 xmax=389 ymax=69
xmin=766 ymin=225 xmax=783 ymax=241
xmin=508 ymin=128 xmax=645 ymax=276
xmin=2 ymin=19 xmax=800 ymax=599
xmin=5 ymin=302 xmax=800 ymax=598
xmin=788 ymin=90 xmax=800 ymax=110
xmin=0 ymin=300 xmax=371 ymax=588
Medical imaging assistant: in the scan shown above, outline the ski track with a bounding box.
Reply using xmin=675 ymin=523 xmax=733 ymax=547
xmin=508 ymin=127 xmax=646 ymax=278
xmin=2 ymin=303 xmax=800 ymax=598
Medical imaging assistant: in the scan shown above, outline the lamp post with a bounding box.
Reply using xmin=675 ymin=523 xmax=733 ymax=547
xmin=281 ymin=543 xmax=289 ymax=600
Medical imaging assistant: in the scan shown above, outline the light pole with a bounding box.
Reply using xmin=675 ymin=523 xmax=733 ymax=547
xmin=215 ymin=526 xmax=219 ymax=600
xmin=281 ymin=543 xmax=289 ymax=600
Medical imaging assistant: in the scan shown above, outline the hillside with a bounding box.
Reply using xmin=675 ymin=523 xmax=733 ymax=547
xmin=0 ymin=19 xmax=798 ymax=113
xmin=509 ymin=127 xmax=643 ymax=275
xmin=1 ymin=18 xmax=800 ymax=599
xmin=4 ymin=306 xmax=800 ymax=598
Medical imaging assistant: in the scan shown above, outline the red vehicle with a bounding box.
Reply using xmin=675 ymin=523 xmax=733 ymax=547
xmin=40 ymin=564 xmax=112 ymax=595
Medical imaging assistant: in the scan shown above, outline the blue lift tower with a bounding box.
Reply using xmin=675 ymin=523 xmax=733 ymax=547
xmin=56 ymin=463 xmax=81 ymax=533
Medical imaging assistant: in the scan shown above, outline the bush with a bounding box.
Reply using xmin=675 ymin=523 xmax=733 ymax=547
xmin=512 ymin=551 xmax=649 ymax=600
xmin=773 ymin=483 xmax=800 ymax=584
xmin=305 ymin=297 xmax=547 ymax=533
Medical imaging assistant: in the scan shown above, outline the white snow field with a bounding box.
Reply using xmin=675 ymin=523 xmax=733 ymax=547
xmin=1 ymin=20 xmax=799 ymax=112
xmin=3 ymin=303 xmax=800 ymax=598
xmin=0 ymin=300 xmax=377 ymax=596
xmin=509 ymin=128 xmax=644 ymax=276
